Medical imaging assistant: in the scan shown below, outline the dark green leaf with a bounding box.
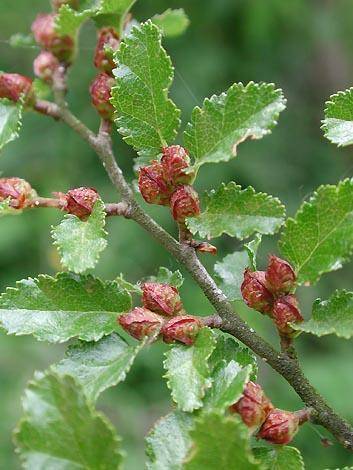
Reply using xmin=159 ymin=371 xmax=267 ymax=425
xmin=187 ymin=182 xmax=285 ymax=240
xmin=253 ymin=446 xmax=305 ymax=470
xmin=0 ymin=272 xmax=131 ymax=343
xmin=148 ymin=267 xmax=184 ymax=288
xmin=214 ymin=250 xmax=250 ymax=301
xmin=15 ymin=371 xmax=123 ymax=469
xmin=279 ymin=178 xmax=353 ymax=285
xmin=163 ymin=328 xmax=217 ymax=412
xmin=322 ymin=88 xmax=353 ymax=147
xmin=0 ymin=98 xmax=23 ymax=151
xmin=112 ymin=21 xmax=181 ymax=159
xmin=152 ymin=9 xmax=190 ymax=37
xmin=245 ymin=234 xmax=262 ymax=271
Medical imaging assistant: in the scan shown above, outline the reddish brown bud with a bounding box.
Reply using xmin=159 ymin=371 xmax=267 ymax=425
xmin=31 ymin=13 xmax=75 ymax=62
xmin=118 ymin=307 xmax=164 ymax=341
xmin=64 ymin=187 xmax=99 ymax=219
xmin=161 ymin=145 xmax=193 ymax=187
xmin=33 ymin=51 xmax=60 ymax=82
xmin=170 ymin=185 xmax=200 ymax=222
xmin=241 ymin=269 xmax=274 ymax=314
xmin=0 ymin=177 xmax=34 ymax=209
xmin=230 ymin=381 xmax=274 ymax=430
xmin=138 ymin=162 xmax=171 ymax=206
xmin=258 ymin=409 xmax=300 ymax=445
xmin=142 ymin=282 xmax=182 ymax=316
xmin=194 ymin=242 xmax=217 ymax=255
xmin=94 ymin=27 xmax=120 ymax=73
xmin=266 ymin=255 xmax=296 ymax=295
xmin=89 ymin=72 xmax=115 ymax=120
xmin=52 ymin=0 xmax=80 ymax=11
xmin=0 ymin=73 xmax=33 ymax=104
xmin=161 ymin=315 xmax=202 ymax=345
xmin=272 ymin=294 xmax=303 ymax=335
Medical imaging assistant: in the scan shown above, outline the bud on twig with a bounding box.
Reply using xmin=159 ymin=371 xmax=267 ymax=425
xmin=272 ymin=294 xmax=303 ymax=335
xmin=161 ymin=145 xmax=193 ymax=187
xmin=230 ymin=381 xmax=274 ymax=430
xmin=258 ymin=409 xmax=300 ymax=445
xmin=94 ymin=27 xmax=120 ymax=73
xmin=33 ymin=51 xmax=60 ymax=83
xmin=138 ymin=162 xmax=171 ymax=206
xmin=89 ymin=72 xmax=115 ymax=120
xmin=0 ymin=177 xmax=35 ymax=209
xmin=64 ymin=187 xmax=99 ymax=219
xmin=170 ymin=185 xmax=200 ymax=222
xmin=266 ymin=255 xmax=296 ymax=295
xmin=142 ymin=282 xmax=183 ymax=316
xmin=118 ymin=307 xmax=164 ymax=341
xmin=161 ymin=315 xmax=202 ymax=345
xmin=31 ymin=13 xmax=75 ymax=62
xmin=51 ymin=0 xmax=80 ymax=11
xmin=241 ymin=269 xmax=274 ymax=314
xmin=0 ymin=73 xmax=33 ymax=104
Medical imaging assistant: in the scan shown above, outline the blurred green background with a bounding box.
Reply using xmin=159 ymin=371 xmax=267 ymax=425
xmin=1 ymin=0 xmax=353 ymax=468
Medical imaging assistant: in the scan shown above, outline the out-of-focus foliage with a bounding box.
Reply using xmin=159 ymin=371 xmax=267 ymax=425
xmin=1 ymin=0 xmax=353 ymax=468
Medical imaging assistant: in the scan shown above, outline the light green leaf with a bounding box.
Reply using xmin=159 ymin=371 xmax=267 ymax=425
xmin=55 ymin=4 xmax=93 ymax=37
xmin=0 ymin=98 xmax=23 ymax=151
xmin=94 ymin=0 xmax=136 ymax=32
xmin=322 ymin=88 xmax=353 ymax=147
xmin=0 ymin=198 xmax=21 ymax=217
xmin=293 ymin=290 xmax=353 ymax=339
xmin=112 ymin=21 xmax=181 ymax=159
xmin=245 ymin=234 xmax=262 ymax=271
xmin=115 ymin=273 xmax=142 ymax=294
xmin=52 ymin=199 xmax=107 ymax=273
xmin=0 ymin=272 xmax=131 ymax=343
xmin=33 ymin=79 xmax=51 ymax=99
xmin=184 ymin=82 xmax=286 ymax=172
xmin=145 ymin=411 xmax=193 ymax=470
xmin=214 ymin=250 xmax=250 ymax=301
xmin=15 ymin=371 xmax=123 ymax=469
xmin=187 ymin=182 xmax=285 ymax=240
xmin=163 ymin=328 xmax=217 ymax=412
xmin=279 ymin=178 xmax=353 ymax=285
xmin=149 ymin=267 xmax=184 ymax=288
xmin=184 ymin=413 xmax=261 ymax=470
xmin=152 ymin=9 xmax=190 ymax=38
xmin=253 ymin=446 xmax=305 ymax=470
xmin=55 ymin=333 xmax=142 ymax=402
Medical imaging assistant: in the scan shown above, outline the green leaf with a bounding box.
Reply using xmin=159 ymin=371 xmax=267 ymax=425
xmin=0 ymin=198 xmax=21 ymax=217
xmin=0 ymin=98 xmax=23 ymax=151
xmin=112 ymin=21 xmax=181 ymax=159
xmin=184 ymin=413 xmax=261 ymax=470
xmin=15 ymin=371 xmax=123 ymax=469
xmin=163 ymin=328 xmax=217 ymax=412
xmin=214 ymin=250 xmax=250 ymax=301
xmin=279 ymin=178 xmax=353 ymax=285
xmin=245 ymin=234 xmax=262 ymax=271
xmin=55 ymin=4 xmax=93 ymax=37
xmin=184 ymin=82 xmax=286 ymax=172
xmin=52 ymin=199 xmax=107 ymax=273
xmin=187 ymin=182 xmax=285 ymax=240
xmin=253 ymin=446 xmax=305 ymax=470
xmin=55 ymin=333 xmax=142 ymax=402
xmin=33 ymin=79 xmax=51 ymax=99
xmin=322 ymin=88 xmax=353 ymax=147
xmin=145 ymin=411 xmax=193 ymax=470
xmin=0 ymin=272 xmax=131 ymax=343
xmin=115 ymin=273 xmax=142 ymax=294
xmin=148 ymin=266 xmax=184 ymax=288
xmin=152 ymin=9 xmax=190 ymax=38
xmin=293 ymin=290 xmax=353 ymax=339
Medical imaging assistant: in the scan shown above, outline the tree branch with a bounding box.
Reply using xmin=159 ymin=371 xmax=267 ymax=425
xmin=52 ymin=99 xmax=353 ymax=450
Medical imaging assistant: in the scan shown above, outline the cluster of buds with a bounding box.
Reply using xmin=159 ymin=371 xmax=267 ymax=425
xmin=118 ymin=282 xmax=203 ymax=345
xmin=230 ymin=381 xmax=309 ymax=444
xmin=138 ymin=145 xmax=200 ymax=223
xmin=241 ymin=255 xmax=303 ymax=336
xmin=31 ymin=13 xmax=75 ymax=65
xmin=90 ymin=27 xmax=120 ymax=120
xmin=61 ymin=187 xmax=99 ymax=220
xmin=0 ymin=177 xmax=36 ymax=209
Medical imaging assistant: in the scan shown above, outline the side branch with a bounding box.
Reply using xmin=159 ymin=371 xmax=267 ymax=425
xmin=51 ymin=102 xmax=353 ymax=450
